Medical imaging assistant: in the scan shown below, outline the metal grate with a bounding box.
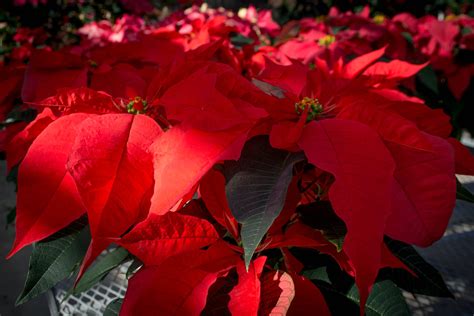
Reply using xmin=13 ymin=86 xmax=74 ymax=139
xmin=48 ymin=257 xmax=129 ymax=316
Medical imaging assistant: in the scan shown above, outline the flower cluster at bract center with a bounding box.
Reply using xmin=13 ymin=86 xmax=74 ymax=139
xmin=2 ymin=3 xmax=474 ymax=316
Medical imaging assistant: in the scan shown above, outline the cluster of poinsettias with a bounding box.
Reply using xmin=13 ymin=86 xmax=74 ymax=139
xmin=254 ymin=6 xmax=474 ymax=100
xmin=3 ymin=4 xmax=474 ymax=316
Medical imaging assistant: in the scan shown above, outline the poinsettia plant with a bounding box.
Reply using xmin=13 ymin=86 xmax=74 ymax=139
xmin=2 ymin=3 xmax=474 ymax=316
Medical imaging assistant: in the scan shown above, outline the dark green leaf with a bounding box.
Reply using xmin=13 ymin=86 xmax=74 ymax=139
xmin=331 ymin=26 xmax=346 ymax=34
xmin=225 ymin=136 xmax=304 ymax=268
xmin=290 ymin=247 xmax=349 ymax=288
xmin=104 ymin=298 xmax=123 ymax=316
xmin=315 ymin=280 xmax=360 ymax=315
xmin=72 ymin=247 xmax=129 ymax=294
xmin=461 ymin=27 xmax=472 ymax=35
xmin=126 ymin=258 xmax=143 ymax=279
xmin=298 ymin=201 xmax=346 ymax=251
xmin=401 ymin=32 xmax=413 ymax=44
xmin=301 ymin=250 xmax=360 ymax=315
xmin=382 ymin=238 xmax=454 ymax=298
xmin=5 ymin=107 xmax=37 ymax=125
xmin=315 ymin=279 xmax=410 ymax=316
xmin=301 ymin=247 xmax=409 ymax=315
xmin=348 ymin=280 xmax=410 ymax=316
xmin=230 ymin=34 xmax=254 ymax=47
xmin=326 ymin=234 xmax=344 ymax=252
xmin=252 ymin=79 xmax=285 ymax=99
xmin=456 ymin=178 xmax=474 ymax=203
xmin=16 ymin=219 xmax=90 ymax=305
xmin=417 ymin=65 xmax=439 ymax=94
xmin=303 ymin=266 xmax=330 ymax=283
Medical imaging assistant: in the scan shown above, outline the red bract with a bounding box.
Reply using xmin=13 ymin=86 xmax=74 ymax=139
xmin=384 ymin=133 xmax=455 ymax=246
xmin=410 ymin=16 xmax=474 ymax=99
xmin=118 ymin=212 xmax=220 ymax=266
xmin=20 ymin=34 xmax=187 ymax=104
xmin=287 ymin=273 xmax=330 ymax=315
xmin=416 ymin=17 xmax=459 ymax=58
xmin=6 ymin=108 xmax=57 ymax=171
xmin=119 ymin=213 xmax=334 ymax=315
xmin=120 ymin=242 xmax=240 ymax=316
xmin=148 ymin=125 xmax=249 ymax=216
xmin=78 ymin=14 xmax=146 ymax=47
xmin=227 ymin=257 xmax=266 ymax=315
xmin=253 ymin=49 xmax=469 ymax=311
xmin=299 ymin=119 xmax=395 ymax=312
xmin=259 ymin=270 xmax=296 ymax=314
xmin=39 ymin=87 xmax=118 ymax=114
xmin=200 ymin=169 xmax=239 ymax=239
xmin=68 ymin=114 xmax=163 ymax=274
xmin=7 ymin=52 xmax=271 ymax=259
xmin=158 ymin=63 xmax=267 ymax=131
xmin=254 ymin=7 xmax=474 ymax=101
xmin=362 ymin=59 xmax=428 ymax=82
xmin=21 ymin=50 xmax=88 ymax=102
xmin=8 ymin=114 xmax=90 ymax=257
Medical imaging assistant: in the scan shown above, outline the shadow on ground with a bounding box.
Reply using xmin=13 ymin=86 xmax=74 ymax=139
xmin=0 ymin=161 xmax=49 ymax=316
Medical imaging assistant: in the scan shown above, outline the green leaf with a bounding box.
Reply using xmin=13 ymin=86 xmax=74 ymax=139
xmin=230 ymin=34 xmax=254 ymax=47
xmin=315 ymin=279 xmax=410 ymax=316
xmin=302 ymin=249 xmax=409 ymax=315
xmin=303 ymin=267 xmax=330 ymax=283
xmin=225 ymin=136 xmax=304 ymax=268
xmin=331 ymin=26 xmax=346 ymax=34
xmin=126 ymin=258 xmax=143 ymax=279
xmin=326 ymin=235 xmax=344 ymax=252
xmin=104 ymin=298 xmax=123 ymax=316
xmin=417 ymin=65 xmax=439 ymax=94
xmin=456 ymin=178 xmax=474 ymax=203
xmin=401 ymin=32 xmax=413 ymax=45
xmin=382 ymin=238 xmax=454 ymax=298
xmin=461 ymin=27 xmax=472 ymax=35
xmin=72 ymin=247 xmax=129 ymax=294
xmin=300 ymin=251 xmax=360 ymax=315
xmin=348 ymin=280 xmax=410 ymax=316
xmin=314 ymin=280 xmax=359 ymax=315
xmin=252 ymin=79 xmax=285 ymax=99
xmin=16 ymin=219 xmax=90 ymax=305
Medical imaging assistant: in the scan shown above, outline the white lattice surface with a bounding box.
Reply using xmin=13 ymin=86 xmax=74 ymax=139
xmin=48 ymin=259 xmax=130 ymax=316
